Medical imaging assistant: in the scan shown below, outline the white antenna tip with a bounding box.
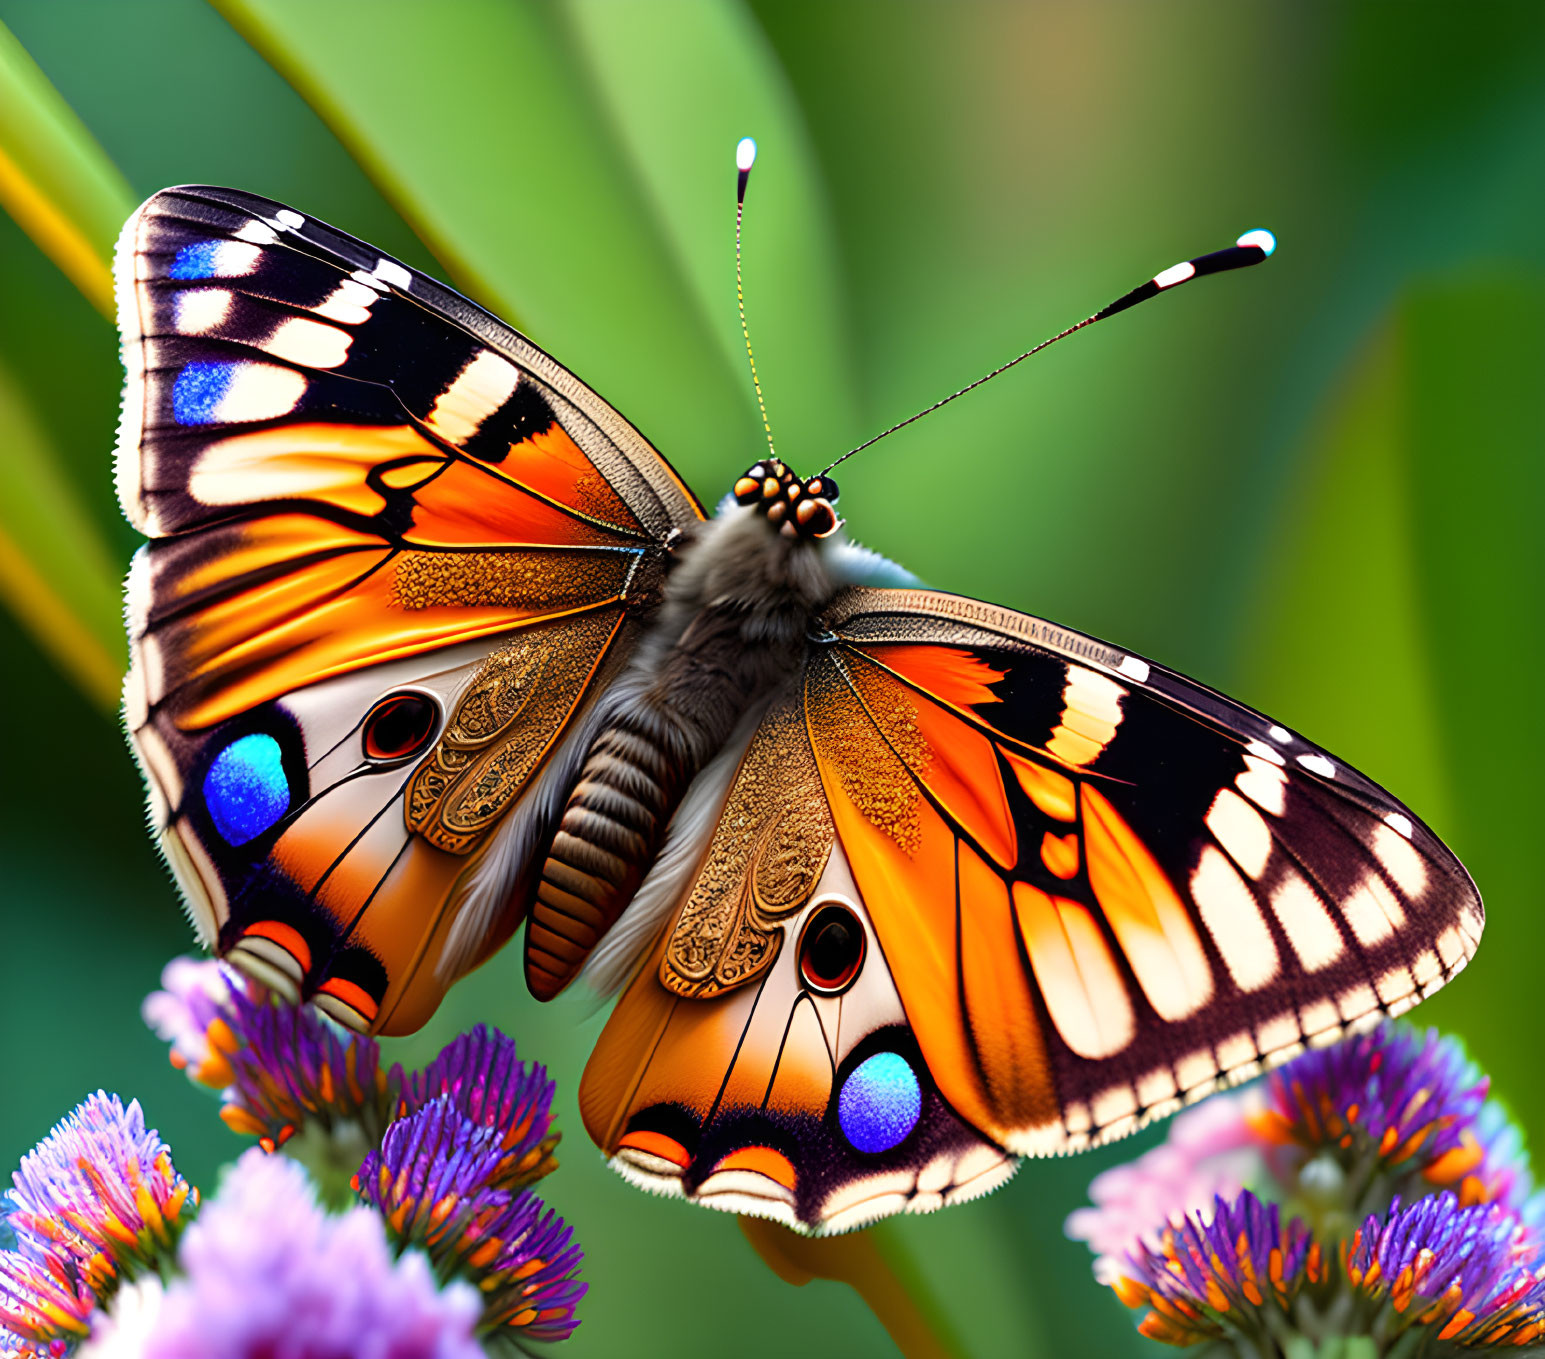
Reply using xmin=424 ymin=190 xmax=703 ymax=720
xmin=736 ymin=137 xmax=758 ymax=172
xmin=1236 ymin=228 xmax=1277 ymax=256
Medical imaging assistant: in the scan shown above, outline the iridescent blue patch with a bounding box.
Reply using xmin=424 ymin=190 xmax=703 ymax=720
xmin=169 ymin=240 xmax=226 ymax=279
xmin=173 ymin=361 xmax=239 ymax=425
xmin=203 ymin=733 xmax=289 ymax=846
xmin=837 ymin=1051 xmax=921 ymax=1154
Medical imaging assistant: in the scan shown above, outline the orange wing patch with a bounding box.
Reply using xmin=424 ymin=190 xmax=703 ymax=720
xmin=860 ymin=643 xmax=1007 ymax=709
xmin=1081 ymin=784 xmax=1213 ymax=1023
xmin=804 ymin=653 xmax=1054 ymax=1147
xmin=142 ymin=420 xmax=644 ymax=732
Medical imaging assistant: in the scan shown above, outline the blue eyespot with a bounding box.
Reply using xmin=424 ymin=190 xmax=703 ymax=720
xmin=173 ymin=361 xmax=239 ymax=424
xmin=837 ymin=1051 xmax=921 ymax=1154
xmin=169 ymin=240 xmax=228 ymax=279
xmin=203 ymin=733 xmax=290 ymax=846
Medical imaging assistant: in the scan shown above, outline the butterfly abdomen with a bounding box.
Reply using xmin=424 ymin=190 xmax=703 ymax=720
xmin=526 ymin=717 xmax=685 ymax=999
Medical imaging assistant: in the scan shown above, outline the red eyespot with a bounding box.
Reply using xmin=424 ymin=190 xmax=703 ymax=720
xmin=798 ymin=899 xmax=866 ymax=995
xmin=362 ymin=692 xmax=438 ymax=763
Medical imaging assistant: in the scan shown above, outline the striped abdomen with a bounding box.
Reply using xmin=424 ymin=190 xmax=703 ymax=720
xmin=525 ymin=714 xmax=687 ymax=1000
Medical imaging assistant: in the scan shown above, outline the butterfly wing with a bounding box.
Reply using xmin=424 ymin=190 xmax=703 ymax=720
xmin=578 ymin=586 xmax=1481 ymax=1232
xmin=118 ymin=186 xmax=702 ymax=1034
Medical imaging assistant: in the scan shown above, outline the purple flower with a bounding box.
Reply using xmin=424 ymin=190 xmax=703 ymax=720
xmin=148 ymin=1148 xmax=482 ymax=1359
xmin=357 ymin=1099 xmax=585 ymax=1343
xmin=472 ymin=1196 xmax=586 ymax=1343
xmin=400 ymin=1026 xmax=558 ymax=1190
xmin=1066 ymin=1091 xmax=1265 ymax=1282
xmin=8 ymin=1093 xmax=195 ymax=1290
xmin=143 ymin=955 xmax=396 ymax=1152
xmin=1346 ymin=1194 xmax=1545 ymax=1346
xmin=1254 ymin=1024 xmax=1488 ymax=1185
xmin=221 ymin=988 xmax=396 ymax=1152
xmin=1112 ymin=1190 xmax=1313 ymax=1346
xmin=355 ymin=1097 xmax=506 ymax=1243
xmin=141 ymin=957 xmax=245 ymax=1088
xmin=0 ymin=1246 xmax=94 ymax=1353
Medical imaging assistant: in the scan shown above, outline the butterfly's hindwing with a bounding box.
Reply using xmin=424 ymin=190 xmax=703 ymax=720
xmin=578 ymin=697 xmax=1016 ymax=1235
xmin=117 ymin=186 xmax=701 ymax=1033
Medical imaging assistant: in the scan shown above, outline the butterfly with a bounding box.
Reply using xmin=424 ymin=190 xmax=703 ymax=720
xmin=116 ymin=177 xmax=1482 ymax=1236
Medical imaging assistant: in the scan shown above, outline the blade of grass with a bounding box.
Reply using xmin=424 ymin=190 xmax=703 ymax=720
xmin=1401 ymin=271 xmax=1545 ymax=1130
xmin=0 ymin=19 xmax=135 ymax=319
xmin=1233 ymin=321 xmax=1453 ymax=835
xmin=560 ymin=0 xmax=862 ymax=463
xmin=0 ymin=357 xmax=123 ymax=711
xmin=209 ymin=0 xmax=757 ymax=490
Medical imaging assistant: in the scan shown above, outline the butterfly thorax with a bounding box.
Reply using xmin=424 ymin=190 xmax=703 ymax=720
xmin=523 ymin=500 xmax=841 ymax=998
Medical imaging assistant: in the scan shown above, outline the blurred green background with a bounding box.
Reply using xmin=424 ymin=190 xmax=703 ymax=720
xmin=2 ymin=3 xmax=1543 ymax=1355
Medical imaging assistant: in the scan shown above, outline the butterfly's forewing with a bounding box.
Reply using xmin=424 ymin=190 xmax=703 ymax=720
xmin=118 ymin=187 xmax=701 ymax=1033
xmin=813 ymin=587 xmax=1481 ymax=1153
xmin=579 ymin=586 xmax=1481 ymax=1232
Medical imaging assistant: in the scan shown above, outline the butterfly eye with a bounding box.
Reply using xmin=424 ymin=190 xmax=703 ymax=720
xmin=803 ymin=474 xmax=838 ymax=503
xmin=362 ymin=692 xmax=439 ymax=763
xmin=798 ymin=900 xmax=866 ymax=995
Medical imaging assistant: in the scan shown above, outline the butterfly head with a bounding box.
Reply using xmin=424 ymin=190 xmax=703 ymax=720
xmin=732 ymin=460 xmax=841 ymax=540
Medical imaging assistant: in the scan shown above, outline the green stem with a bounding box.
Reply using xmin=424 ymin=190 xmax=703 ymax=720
xmin=739 ymin=1216 xmax=968 ymax=1359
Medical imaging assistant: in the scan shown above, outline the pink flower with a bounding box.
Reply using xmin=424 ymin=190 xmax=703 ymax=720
xmin=140 ymin=958 xmax=243 ymax=1087
xmin=1064 ymin=1090 xmax=1264 ymax=1282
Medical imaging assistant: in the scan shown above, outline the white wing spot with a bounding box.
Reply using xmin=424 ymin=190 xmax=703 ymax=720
xmin=1206 ymin=787 xmax=1273 ymax=879
xmin=313 ymin=279 xmax=379 ymax=325
xmin=1046 ymin=666 xmax=1126 ymax=767
xmin=173 ymin=288 xmax=232 ymax=334
xmin=1256 ymin=1012 xmax=1299 ymax=1054
xmin=1090 ymin=1086 xmax=1139 ymax=1127
xmin=1384 ymin=811 xmax=1414 ymax=839
xmin=1372 ymin=823 xmax=1427 ymax=896
xmin=1117 ymin=655 xmax=1150 ymax=683
xmin=425 ymin=351 xmax=522 ymax=445
xmin=1216 ymin=1032 xmax=1256 ymax=1069
xmin=1268 ymin=871 xmax=1344 ymax=972
xmin=232 ymin=219 xmax=278 ymax=245
xmin=265 ymin=317 xmax=352 ymax=369
xmin=1342 ymin=874 xmax=1401 ymax=946
xmin=373 ymin=258 xmax=412 ymax=290
xmin=1135 ymin=1069 xmax=1178 ymax=1105
xmin=1173 ymin=1051 xmax=1217 ymax=1093
xmin=1236 ymin=754 xmax=1287 ymax=815
xmin=1191 ymin=847 xmax=1279 ymax=990
xmin=1298 ymin=998 xmax=1340 ymax=1039
xmin=1269 ymin=724 xmax=1292 ymax=744
xmin=1297 ymin=752 xmax=1335 ymax=778
xmin=275 ymin=209 xmax=306 ymax=229
xmin=1246 ymin=739 xmax=1286 ymax=767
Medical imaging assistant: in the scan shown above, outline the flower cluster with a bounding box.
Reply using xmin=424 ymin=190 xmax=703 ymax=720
xmin=142 ymin=957 xmax=395 ymax=1157
xmin=0 ymin=1093 xmax=196 ymax=1354
xmin=149 ymin=1149 xmax=485 ymax=1359
xmin=355 ymin=1098 xmax=584 ymax=1342
xmin=1069 ymin=1022 xmax=1545 ymax=1353
xmin=0 ymin=958 xmax=585 ymax=1355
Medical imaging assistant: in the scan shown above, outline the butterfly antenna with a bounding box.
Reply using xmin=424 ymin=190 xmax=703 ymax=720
xmin=736 ymin=137 xmax=778 ymax=462
xmin=819 ymin=229 xmax=1278 ymax=477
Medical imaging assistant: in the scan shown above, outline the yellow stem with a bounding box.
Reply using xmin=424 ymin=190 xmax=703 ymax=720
xmin=0 ymin=523 xmax=120 ymax=712
xmin=0 ymin=139 xmax=115 ymax=320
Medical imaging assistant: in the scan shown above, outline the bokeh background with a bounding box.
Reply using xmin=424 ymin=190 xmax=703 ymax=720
xmin=2 ymin=3 xmax=1543 ymax=1355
